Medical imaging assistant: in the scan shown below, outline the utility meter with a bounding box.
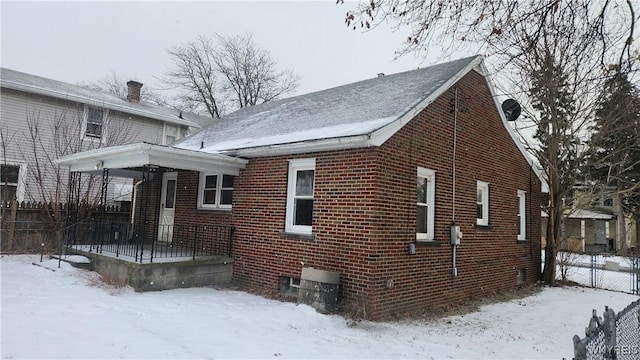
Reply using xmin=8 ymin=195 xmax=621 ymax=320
xmin=451 ymin=225 xmax=462 ymax=245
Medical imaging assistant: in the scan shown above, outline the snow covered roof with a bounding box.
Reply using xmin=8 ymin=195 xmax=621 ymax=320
xmin=175 ymin=56 xmax=483 ymax=156
xmin=0 ymin=67 xmax=205 ymax=129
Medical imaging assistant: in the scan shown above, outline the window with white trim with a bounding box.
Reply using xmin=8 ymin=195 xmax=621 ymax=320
xmin=1 ymin=163 xmax=26 ymax=202
xmin=285 ymin=158 xmax=315 ymax=234
xmin=197 ymin=172 xmax=235 ymax=209
xmin=416 ymin=167 xmax=436 ymax=241
xmin=477 ymin=181 xmax=489 ymax=226
xmin=517 ymin=190 xmax=526 ymax=240
xmin=84 ymin=106 xmax=107 ymax=140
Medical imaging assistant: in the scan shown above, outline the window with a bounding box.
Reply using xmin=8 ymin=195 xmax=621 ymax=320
xmin=285 ymin=158 xmax=315 ymax=234
xmin=477 ymin=181 xmax=489 ymax=226
xmin=517 ymin=190 xmax=526 ymax=240
xmin=164 ymin=123 xmax=181 ymax=145
xmin=197 ymin=173 xmax=235 ymax=209
xmin=1 ymin=164 xmax=20 ymax=202
xmin=280 ymin=276 xmax=301 ymax=296
xmin=416 ymin=167 xmax=436 ymax=241
xmin=603 ymin=198 xmax=614 ymax=207
xmin=85 ymin=106 xmax=106 ymax=139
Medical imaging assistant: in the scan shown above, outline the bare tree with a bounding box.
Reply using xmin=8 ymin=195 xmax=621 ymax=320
xmin=162 ymin=33 xmax=299 ymax=118
xmin=213 ymin=33 xmax=300 ymax=109
xmin=342 ymin=1 xmax=637 ymax=70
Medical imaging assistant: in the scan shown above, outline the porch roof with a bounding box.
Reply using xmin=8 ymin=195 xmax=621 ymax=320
xmin=54 ymin=142 xmax=248 ymax=177
xmin=541 ymin=209 xmax=615 ymax=220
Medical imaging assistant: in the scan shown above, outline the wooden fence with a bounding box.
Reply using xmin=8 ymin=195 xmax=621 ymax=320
xmin=0 ymin=200 xmax=129 ymax=253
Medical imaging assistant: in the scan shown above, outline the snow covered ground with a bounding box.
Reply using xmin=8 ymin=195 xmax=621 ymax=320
xmin=2 ymin=255 xmax=638 ymax=359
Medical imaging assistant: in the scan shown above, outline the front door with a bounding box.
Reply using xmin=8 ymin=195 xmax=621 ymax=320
xmin=158 ymin=172 xmax=177 ymax=242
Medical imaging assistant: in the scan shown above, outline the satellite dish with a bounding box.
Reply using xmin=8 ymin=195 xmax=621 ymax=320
xmin=501 ymin=99 xmax=521 ymax=121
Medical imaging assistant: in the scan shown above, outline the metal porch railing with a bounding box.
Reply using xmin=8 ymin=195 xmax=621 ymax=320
xmin=65 ymin=221 xmax=234 ymax=263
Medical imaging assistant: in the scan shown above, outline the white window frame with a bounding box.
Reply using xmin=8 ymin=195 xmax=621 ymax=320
xmin=163 ymin=123 xmax=182 ymax=145
xmin=0 ymin=161 xmax=27 ymax=203
xmin=197 ymin=172 xmax=234 ymax=210
xmin=416 ymin=167 xmax=436 ymax=241
xmin=285 ymin=158 xmax=315 ymax=234
xmin=82 ymin=105 xmax=108 ymax=143
xmin=517 ymin=190 xmax=526 ymax=240
xmin=477 ymin=181 xmax=490 ymax=226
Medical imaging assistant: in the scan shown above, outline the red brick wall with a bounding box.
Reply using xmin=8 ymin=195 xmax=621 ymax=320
xmin=231 ymin=149 xmax=380 ymax=300
xmin=229 ymin=70 xmax=541 ymax=319
xmin=365 ymin=70 xmax=541 ymax=318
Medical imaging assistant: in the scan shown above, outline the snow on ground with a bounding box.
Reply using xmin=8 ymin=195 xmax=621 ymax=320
xmin=1 ymin=255 xmax=638 ymax=359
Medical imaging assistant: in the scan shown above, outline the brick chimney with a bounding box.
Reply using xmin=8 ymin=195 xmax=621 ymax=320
xmin=126 ymin=80 xmax=143 ymax=103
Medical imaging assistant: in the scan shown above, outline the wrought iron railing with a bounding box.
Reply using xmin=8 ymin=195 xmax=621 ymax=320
xmin=65 ymin=221 xmax=233 ymax=263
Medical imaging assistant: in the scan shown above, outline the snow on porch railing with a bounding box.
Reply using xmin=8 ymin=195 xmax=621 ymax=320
xmin=572 ymin=299 xmax=640 ymax=360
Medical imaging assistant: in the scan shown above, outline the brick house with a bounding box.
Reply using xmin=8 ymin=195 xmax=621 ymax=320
xmin=57 ymin=56 xmax=543 ymax=319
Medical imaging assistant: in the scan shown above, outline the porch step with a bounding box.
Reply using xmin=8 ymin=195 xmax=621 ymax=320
xmin=52 ymin=255 xmax=93 ymax=270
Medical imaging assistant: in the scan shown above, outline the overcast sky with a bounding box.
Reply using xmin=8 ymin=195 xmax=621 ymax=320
xmin=1 ymin=1 xmax=474 ymax=97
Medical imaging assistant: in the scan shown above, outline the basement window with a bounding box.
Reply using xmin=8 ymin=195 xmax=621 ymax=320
xmin=280 ymin=276 xmax=301 ymax=296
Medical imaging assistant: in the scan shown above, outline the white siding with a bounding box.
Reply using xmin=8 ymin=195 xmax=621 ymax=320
xmin=1 ymin=88 xmax=173 ymax=204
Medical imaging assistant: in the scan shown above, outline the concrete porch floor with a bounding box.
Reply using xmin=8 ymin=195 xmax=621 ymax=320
xmin=62 ymin=247 xmax=234 ymax=292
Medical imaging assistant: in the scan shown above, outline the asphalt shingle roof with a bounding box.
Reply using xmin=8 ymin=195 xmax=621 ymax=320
xmin=175 ymin=56 xmax=480 ymax=153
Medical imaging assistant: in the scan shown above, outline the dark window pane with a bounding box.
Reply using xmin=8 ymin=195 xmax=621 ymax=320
xmin=88 ymin=108 xmax=104 ymax=123
xmin=295 ymin=170 xmax=314 ymax=196
xmin=517 ymin=214 xmax=522 ymax=234
xmin=222 ymin=175 xmax=234 ymax=188
xmin=477 ymin=204 xmax=483 ymax=219
xmin=417 ymin=205 xmax=428 ymax=233
xmin=294 ymin=199 xmax=313 ymax=226
xmin=1 ymin=165 xmax=20 ymax=183
xmin=0 ymin=185 xmax=17 ymax=202
xmin=205 ymin=175 xmax=218 ymax=189
xmin=86 ymin=123 xmax=102 ymax=137
xmin=603 ymin=198 xmax=613 ymax=207
xmin=165 ymin=179 xmax=176 ymax=209
xmin=221 ymin=189 xmax=233 ymax=205
xmin=417 ymin=177 xmax=428 ymax=203
xmin=203 ymin=189 xmax=216 ymax=204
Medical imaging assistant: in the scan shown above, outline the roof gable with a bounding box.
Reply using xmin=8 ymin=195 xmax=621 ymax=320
xmin=0 ymin=67 xmax=205 ymax=129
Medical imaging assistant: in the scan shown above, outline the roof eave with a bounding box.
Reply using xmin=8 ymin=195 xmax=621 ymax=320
xmin=221 ymin=134 xmax=372 ymax=158
xmin=55 ymin=143 xmax=247 ymax=176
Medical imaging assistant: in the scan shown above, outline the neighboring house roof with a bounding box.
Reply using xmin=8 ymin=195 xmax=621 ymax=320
xmin=0 ymin=67 xmax=204 ymax=129
xmin=174 ymin=55 xmax=544 ymax=184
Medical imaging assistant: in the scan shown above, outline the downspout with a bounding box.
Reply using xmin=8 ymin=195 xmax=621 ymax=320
xmin=130 ymin=179 xmax=143 ymax=239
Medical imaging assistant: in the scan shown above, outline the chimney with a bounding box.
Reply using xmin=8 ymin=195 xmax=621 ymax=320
xmin=126 ymin=80 xmax=143 ymax=103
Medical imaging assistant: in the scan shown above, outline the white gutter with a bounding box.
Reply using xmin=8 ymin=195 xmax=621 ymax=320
xmin=224 ymin=134 xmax=373 ymax=158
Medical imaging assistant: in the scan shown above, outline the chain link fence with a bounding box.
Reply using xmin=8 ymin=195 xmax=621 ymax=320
xmin=557 ymin=251 xmax=640 ymax=295
xmin=573 ymin=299 xmax=640 ymax=359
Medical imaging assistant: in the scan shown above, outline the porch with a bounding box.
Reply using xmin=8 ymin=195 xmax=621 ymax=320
xmin=55 ymin=143 xmax=248 ymax=291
